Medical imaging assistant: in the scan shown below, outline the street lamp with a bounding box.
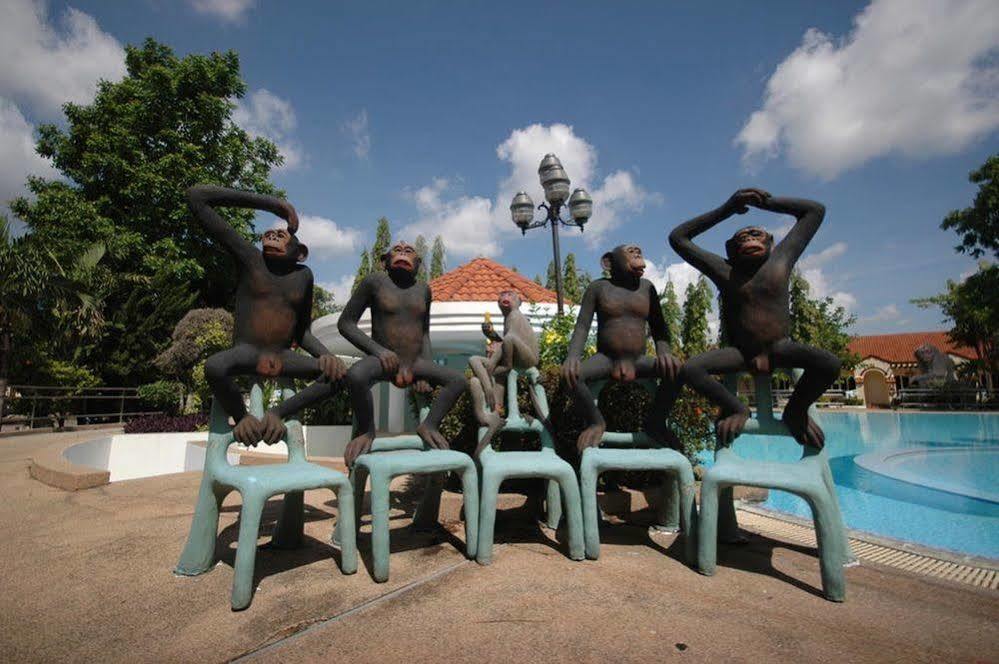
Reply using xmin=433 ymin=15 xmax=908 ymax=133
xmin=509 ymin=153 xmax=592 ymax=315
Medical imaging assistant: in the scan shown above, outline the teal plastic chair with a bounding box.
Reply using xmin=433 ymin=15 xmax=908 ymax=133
xmin=697 ymin=372 xmax=854 ymax=602
xmin=476 ymin=368 xmax=584 ymax=565
xmin=336 ymin=391 xmax=479 ymax=583
xmin=175 ymin=382 xmax=357 ymax=610
xmin=579 ymin=380 xmax=697 ymax=563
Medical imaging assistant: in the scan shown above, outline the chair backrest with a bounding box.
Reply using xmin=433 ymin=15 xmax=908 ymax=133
xmin=207 ymin=381 xmax=306 ymax=470
xmin=502 ymin=367 xmax=549 ymax=421
xmin=721 ymin=370 xmax=825 ymax=457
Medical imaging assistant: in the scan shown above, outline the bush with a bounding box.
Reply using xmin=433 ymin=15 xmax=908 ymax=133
xmin=138 ymin=380 xmax=182 ymax=415
xmin=124 ymin=413 xmax=208 ymax=433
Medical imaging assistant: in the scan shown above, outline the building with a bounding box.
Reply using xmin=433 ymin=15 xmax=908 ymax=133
xmin=847 ymin=331 xmax=976 ymax=407
xmin=313 ymin=258 xmax=563 ymax=432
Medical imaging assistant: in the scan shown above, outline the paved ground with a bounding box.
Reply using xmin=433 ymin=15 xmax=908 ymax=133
xmin=1 ymin=431 xmax=997 ymax=663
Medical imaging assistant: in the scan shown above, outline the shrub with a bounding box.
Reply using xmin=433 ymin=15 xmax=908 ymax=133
xmin=138 ymin=380 xmax=183 ymax=415
xmin=124 ymin=413 xmax=208 ymax=433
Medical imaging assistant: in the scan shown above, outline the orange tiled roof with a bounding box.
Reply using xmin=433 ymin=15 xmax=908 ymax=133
xmin=847 ymin=331 xmax=975 ymax=364
xmin=430 ymin=257 xmax=561 ymax=303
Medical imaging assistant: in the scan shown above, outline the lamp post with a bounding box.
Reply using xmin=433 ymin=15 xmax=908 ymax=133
xmin=510 ymin=153 xmax=592 ymax=316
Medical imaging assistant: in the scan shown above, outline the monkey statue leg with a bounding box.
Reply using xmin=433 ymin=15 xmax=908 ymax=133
xmin=469 ymin=354 xmax=499 ymax=411
xmin=680 ymin=347 xmax=750 ymax=446
xmin=412 ymin=359 xmax=467 ymax=451
xmin=343 ymin=355 xmax=387 ymax=466
xmin=469 ymin=377 xmax=505 ymax=456
xmin=770 ymin=340 xmax=841 ymax=449
xmin=634 ymin=356 xmax=682 ymax=449
xmin=573 ymin=353 xmax=614 ymax=452
xmin=204 ymin=345 xmax=262 ymax=445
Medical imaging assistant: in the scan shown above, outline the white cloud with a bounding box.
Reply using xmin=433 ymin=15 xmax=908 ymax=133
xmin=643 ymin=258 xmax=720 ymax=340
xmin=319 ymin=274 xmax=357 ymax=307
xmin=188 ymin=0 xmax=254 ymax=23
xmin=0 ymin=1 xmax=125 ymax=118
xmin=860 ymin=303 xmax=902 ymax=324
xmin=736 ymin=0 xmax=999 ymax=179
xmin=342 ymin=109 xmax=370 ymax=159
xmin=800 ymin=241 xmax=848 ymax=269
xmin=400 ymin=123 xmax=656 ymax=259
xmin=233 ymin=89 xmax=304 ymax=170
xmin=0 ymin=98 xmax=58 ymax=207
xmin=291 ymin=215 xmax=361 ymax=255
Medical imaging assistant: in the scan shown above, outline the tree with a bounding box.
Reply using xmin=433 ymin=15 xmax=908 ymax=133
xmin=941 ymin=154 xmax=998 ymax=259
xmin=681 ymin=276 xmax=713 ymax=357
xmin=660 ymin=281 xmax=683 ymax=351
xmin=352 ymin=249 xmax=371 ymax=294
xmin=789 ymin=271 xmax=858 ymax=369
xmin=9 ymin=38 xmax=282 ymax=384
xmin=312 ymin=284 xmax=338 ymax=319
xmin=545 ymin=260 xmax=558 ymax=291
xmin=370 ymin=217 xmax=392 ymax=271
xmin=562 ymin=253 xmax=581 ymax=302
xmin=534 ymin=274 xmax=543 ymax=286
xmin=414 ymin=235 xmax=430 ymax=282
xmin=430 ymin=235 xmax=447 ymax=279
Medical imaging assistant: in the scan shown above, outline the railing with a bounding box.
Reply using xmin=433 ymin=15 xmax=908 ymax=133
xmin=893 ymin=387 xmax=998 ymax=410
xmin=0 ymin=384 xmax=165 ymax=431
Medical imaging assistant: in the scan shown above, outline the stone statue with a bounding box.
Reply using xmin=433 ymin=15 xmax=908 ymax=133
xmin=911 ymin=343 xmax=957 ymax=387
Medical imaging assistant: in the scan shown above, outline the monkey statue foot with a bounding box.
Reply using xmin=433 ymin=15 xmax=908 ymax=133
xmin=782 ymin=403 xmax=826 ymax=449
xmin=474 ymin=412 xmax=506 ymax=458
xmin=715 ymin=410 xmax=750 ymax=446
xmin=416 ymin=423 xmax=450 ymax=450
xmin=233 ymin=414 xmax=263 ymax=446
xmin=259 ymin=410 xmax=287 ymax=446
xmin=576 ymin=423 xmax=606 ymax=453
xmin=344 ymin=432 xmax=375 ymax=467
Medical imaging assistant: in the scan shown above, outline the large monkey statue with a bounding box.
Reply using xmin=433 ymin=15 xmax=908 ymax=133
xmin=562 ymin=245 xmax=682 ymax=451
xmin=339 ymin=241 xmax=467 ymax=465
xmin=668 ymin=188 xmax=842 ymax=448
xmin=187 ymin=186 xmax=347 ymax=446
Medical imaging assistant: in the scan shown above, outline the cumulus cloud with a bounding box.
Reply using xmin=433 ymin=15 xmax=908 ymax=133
xmin=400 ymin=123 xmax=656 ymax=259
xmin=860 ymin=303 xmax=902 ymax=325
xmin=799 ymin=241 xmax=847 ymax=270
xmin=319 ymin=274 xmax=357 ymax=308
xmin=0 ymin=98 xmax=58 ymax=207
xmin=233 ymin=89 xmax=304 ymax=170
xmin=736 ymin=0 xmax=999 ymax=179
xmin=643 ymin=258 xmax=720 ymax=339
xmin=292 ymin=215 xmax=361 ymax=255
xmin=188 ymin=0 xmax=254 ymax=23
xmin=798 ymin=241 xmax=856 ymax=311
xmin=342 ymin=109 xmax=371 ymax=159
xmin=0 ymin=0 xmax=125 ymax=118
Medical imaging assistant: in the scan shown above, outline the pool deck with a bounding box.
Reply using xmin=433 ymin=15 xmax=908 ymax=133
xmin=1 ymin=431 xmax=997 ymax=663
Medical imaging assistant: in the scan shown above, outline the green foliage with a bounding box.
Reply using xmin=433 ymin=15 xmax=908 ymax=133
xmin=138 ymin=380 xmax=183 ymax=415
xmin=560 ymin=253 xmax=592 ymax=303
xmin=789 ymin=271 xmax=858 ymax=370
xmin=414 ymin=235 xmax=430 ymax=282
xmin=352 ymin=249 xmax=371 ymax=294
xmin=681 ymin=276 xmax=713 ymax=357
xmin=155 ymin=308 xmax=233 ymax=386
xmin=299 ymin=388 xmax=353 ymax=426
xmin=312 ymin=284 xmax=338 ymax=319
xmin=537 ymin=308 xmax=594 ymax=367
xmin=660 ymin=281 xmax=682 ymax=351
xmin=430 ymin=235 xmax=446 ymax=279
xmin=940 ymin=154 xmax=998 ymax=259
xmin=545 ymin=259 xmax=557 ymax=291
xmin=371 ymin=217 xmax=392 ymax=271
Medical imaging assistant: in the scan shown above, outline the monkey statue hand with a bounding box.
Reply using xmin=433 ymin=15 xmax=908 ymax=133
xmin=393 ymin=364 xmax=415 ymax=389
xmin=376 ymin=349 xmax=400 ymax=375
xmin=413 ymin=379 xmax=433 ymax=394
xmin=725 ymin=188 xmax=771 ymax=215
xmin=655 ymin=350 xmax=682 ymax=381
xmin=610 ymin=359 xmax=637 ymax=382
xmin=318 ymin=354 xmax=346 ymax=381
xmin=278 ymin=200 xmax=300 ymax=234
xmin=562 ymin=356 xmax=581 ymax=389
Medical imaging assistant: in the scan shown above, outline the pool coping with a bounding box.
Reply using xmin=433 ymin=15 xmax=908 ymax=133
xmin=854 ymin=445 xmax=998 ymax=503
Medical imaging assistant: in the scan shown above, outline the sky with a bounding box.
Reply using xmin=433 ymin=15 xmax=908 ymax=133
xmin=1 ymin=0 xmax=997 ymax=335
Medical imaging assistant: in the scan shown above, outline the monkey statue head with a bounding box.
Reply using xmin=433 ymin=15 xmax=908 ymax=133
xmin=497 ymin=290 xmax=523 ymax=314
xmin=262 ymin=226 xmax=308 ymax=264
xmin=601 ymin=244 xmax=646 ymax=283
xmin=382 ymin=241 xmax=420 ymax=278
xmin=725 ymin=226 xmax=773 ymax=269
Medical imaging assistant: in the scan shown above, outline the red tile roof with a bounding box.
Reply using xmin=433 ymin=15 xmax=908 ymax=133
xmin=430 ymin=257 xmax=562 ymax=303
xmin=847 ymin=331 xmax=976 ymax=364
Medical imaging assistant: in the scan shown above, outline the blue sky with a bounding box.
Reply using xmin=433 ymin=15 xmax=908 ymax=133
xmin=2 ymin=0 xmax=997 ymax=334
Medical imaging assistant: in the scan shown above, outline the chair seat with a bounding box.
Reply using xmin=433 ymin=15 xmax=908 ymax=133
xmin=478 ymin=449 xmax=573 ymax=479
xmin=355 ymin=449 xmax=474 ymax=475
xmin=213 ymin=460 xmax=348 ymax=493
xmin=582 ymin=446 xmax=690 ymax=471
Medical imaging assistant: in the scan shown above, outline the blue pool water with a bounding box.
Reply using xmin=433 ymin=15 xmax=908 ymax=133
xmin=697 ymin=411 xmax=999 ymax=559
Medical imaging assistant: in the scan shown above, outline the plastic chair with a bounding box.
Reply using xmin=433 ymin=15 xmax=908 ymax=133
xmin=476 ymin=368 xmax=584 ymax=565
xmin=579 ymin=380 xmax=697 ymax=562
xmin=336 ymin=390 xmax=479 ymax=582
xmin=175 ymin=382 xmax=357 ymax=610
xmin=697 ymin=372 xmax=854 ymax=602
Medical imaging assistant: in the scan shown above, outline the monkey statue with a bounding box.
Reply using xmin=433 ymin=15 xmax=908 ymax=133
xmin=186 ymin=186 xmax=347 ymax=446
xmin=562 ymin=245 xmax=682 ymax=451
xmin=338 ymin=241 xmax=467 ymax=465
xmin=668 ymin=188 xmax=841 ymax=448
xmin=467 ymin=290 xmax=543 ymax=454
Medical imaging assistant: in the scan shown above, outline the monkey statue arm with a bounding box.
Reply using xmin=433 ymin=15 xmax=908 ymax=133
xmin=758 ymin=196 xmax=826 ymax=268
xmin=668 ymin=188 xmax=769 ymax=285
xmin=561 ymin=283 xmax=598 ymax=388
xmin=186 ymin=185 xmax=298 ymax=262
xmin=481 ymin=312 xmax=504 ymax=343
xmin=337 ymin=276 xmax=397 ymax=373
xmin=646 ymin=282 xmax=681 ymax=380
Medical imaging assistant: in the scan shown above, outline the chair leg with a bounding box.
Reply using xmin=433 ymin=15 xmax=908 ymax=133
xmin=476 ymin=469 xmax=502 ymax=565
xmin=809 ymin=491 xmax=847 ymax=602
xmin=653 ymin=474 xmax=681 ymax=532
xmin=697 ymin=477 xmax=721 ymax=576
xmin=412 ymin=472 xmax=445 ymax=531
xmin=271 ymin=490 xmax=304 ymax=549
xmin=333 ymin=466 xmax=367 ymax=547
xmin=332 ymin=482 xmax=358 ymax=575
xmin=718 ymin=486 xmax=744 ymax=543
xmin=231 ymin=492 xmax=266 ymax=610
xmin=579 ymin=455 xmax=602 ymax=561
xmin=821 ymin=461 xmax=855 ymax=566
xmin=676 ymin=465 xmax=698 ymax=565
xmin=176 ymin=478 xmax=227 ymax=576
xmin=368 ymin=470 xmax=392 ymax=583
xmin=544 ymin=478 xmax=562 ymax=529
xmin=554 ymin=467 xmax=585 ymax=561
xmin=459 ymin=465 xmax=479 ymax=560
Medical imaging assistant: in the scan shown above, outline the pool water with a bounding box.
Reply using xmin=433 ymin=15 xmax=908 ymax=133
xmin=697 ymin=411 xmax=999 ymax=560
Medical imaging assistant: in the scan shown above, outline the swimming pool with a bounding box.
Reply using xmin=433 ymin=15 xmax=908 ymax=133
xmin=698 ymin=411 xmax=999 ymax=560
